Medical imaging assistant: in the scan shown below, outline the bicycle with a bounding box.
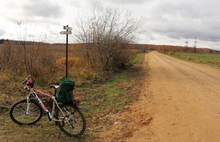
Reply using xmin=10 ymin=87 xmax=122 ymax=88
xmin=9 ymin=75 xmax=86 ymax=137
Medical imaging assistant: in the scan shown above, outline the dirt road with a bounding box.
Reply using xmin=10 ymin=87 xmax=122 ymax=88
xmin=127 ymin=51 xmax=220 ymax=142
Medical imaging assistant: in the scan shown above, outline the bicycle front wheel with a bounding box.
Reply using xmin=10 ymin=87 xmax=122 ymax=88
xmin=9 ymin=99 xmax=42 ymax=125
xmin=56 ymin=105 xmax=86 ymax=137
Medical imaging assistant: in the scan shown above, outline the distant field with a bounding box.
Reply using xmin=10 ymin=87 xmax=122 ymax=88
xmin=0 ymin=43 xmax=75 ymax=59
xmin=166 ymin=52 xmax=220 ymax=68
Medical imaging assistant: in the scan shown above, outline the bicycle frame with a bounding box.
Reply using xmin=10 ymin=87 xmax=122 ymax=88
xmin=26 ymin=87 xmax=66 ymax=122
xmin=10 ymin=75 xmax=86 ymax=137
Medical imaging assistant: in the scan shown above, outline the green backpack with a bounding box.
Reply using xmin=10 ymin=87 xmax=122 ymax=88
xmin=56 ymin=77 xmax=75 ymax=104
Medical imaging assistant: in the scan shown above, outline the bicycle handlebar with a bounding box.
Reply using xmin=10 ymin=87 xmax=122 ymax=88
xmin=22 ymin=74 xmax=31 ymax=84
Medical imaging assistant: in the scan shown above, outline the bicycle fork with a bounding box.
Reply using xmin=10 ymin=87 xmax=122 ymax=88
xmin=25 ymin=97 xmax=31 ymax=115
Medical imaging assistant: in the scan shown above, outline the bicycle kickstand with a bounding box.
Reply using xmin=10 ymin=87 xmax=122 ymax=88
xmin=58 ymin=130 xmax=62 ymax=139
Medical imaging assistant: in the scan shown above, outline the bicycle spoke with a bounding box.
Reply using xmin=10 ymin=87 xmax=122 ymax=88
xmin=10 ymin=99 xmax=42 ymax=125
xmin=56 ymin=105 xmax=86 ymax=137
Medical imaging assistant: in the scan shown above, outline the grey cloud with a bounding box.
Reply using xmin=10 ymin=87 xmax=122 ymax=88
xmin=85 ymin=0 xmax=104 ymax=10
xmin=84 ymin=0 xmax=147 ymax=10
xmin=109 ymin=0 xmax=147 ymax=4
xmin=0 ymin=29 xmax=6 ymax=36
xmin=28 ymin=34 xmax=35 ymax=38
xmin=152 ymin=20 xmax=220 ymax=43
xmin=65 ymin=0 xmax=81 ymax=7
xmin=22 ymin=0 xmax=63 ymax=18
xmin=146 ymin=0 xmax=220 ymax=43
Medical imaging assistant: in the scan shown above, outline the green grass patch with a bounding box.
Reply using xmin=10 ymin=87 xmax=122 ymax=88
xmin=166 ymin=52 xmax=220 ymax=68
xmin=82 ymin=71 xmax=134 ymax=119
xmin=102 ymin=72 xmax=131 ymax=110
xmin=130 ymin=52 xmax=146 ymax=65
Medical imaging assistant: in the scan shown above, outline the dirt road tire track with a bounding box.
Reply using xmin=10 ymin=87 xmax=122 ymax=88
xmin=127 ymin=51 xmax=220 ymax=142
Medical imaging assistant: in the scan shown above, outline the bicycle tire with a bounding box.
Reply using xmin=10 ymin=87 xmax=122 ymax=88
xmin=9 ymin=98 xmax=43 ymax=125
xmin=56 ymin=105 xmax=86 ymax=137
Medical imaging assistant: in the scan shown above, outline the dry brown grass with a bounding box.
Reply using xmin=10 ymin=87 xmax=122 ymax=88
xmin=0 ymin=41 xmax=146 ymax=141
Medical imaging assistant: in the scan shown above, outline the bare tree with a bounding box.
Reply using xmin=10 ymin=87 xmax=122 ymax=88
xmin=74 ymin=8 xmax=141 ymax=71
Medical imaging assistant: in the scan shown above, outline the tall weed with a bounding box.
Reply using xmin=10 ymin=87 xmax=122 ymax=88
xmin=0 ymin=41 xmax=56 ymax=86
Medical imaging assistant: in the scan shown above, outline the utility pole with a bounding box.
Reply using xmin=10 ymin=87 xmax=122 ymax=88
xmin=193 ymin=37 xmax=197 ymax=53
xmin=185 ymin=38 xmax=188 ymax=48
xmin=194 ymin=37 xmax=197 ymax=48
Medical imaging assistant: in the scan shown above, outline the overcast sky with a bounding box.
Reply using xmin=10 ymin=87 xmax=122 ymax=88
xmin=1 ymin=0 xmax=220 ymax=50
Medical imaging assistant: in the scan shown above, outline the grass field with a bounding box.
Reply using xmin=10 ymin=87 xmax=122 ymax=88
xmin=166 ymin=52 xmax=220 ymax=68
xmin=0 ymin=51 xmax=146 ymax=142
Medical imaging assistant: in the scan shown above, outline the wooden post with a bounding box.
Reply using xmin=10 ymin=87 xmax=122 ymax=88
xmin=66 ymin=25 xmax=68 ymax=78
xmin=60 ymin=25 xmax=72 ymax=78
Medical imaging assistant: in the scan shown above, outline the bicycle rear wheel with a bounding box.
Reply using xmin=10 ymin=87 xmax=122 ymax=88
xmin=56 ymin=105 xmax=86 ymax=137
xmin=9 ymin=99 xmax=42 ymax=125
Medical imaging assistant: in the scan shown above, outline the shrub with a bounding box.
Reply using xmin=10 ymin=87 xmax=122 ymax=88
xmin=74 ymin=8 xmax=141 ymax=72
